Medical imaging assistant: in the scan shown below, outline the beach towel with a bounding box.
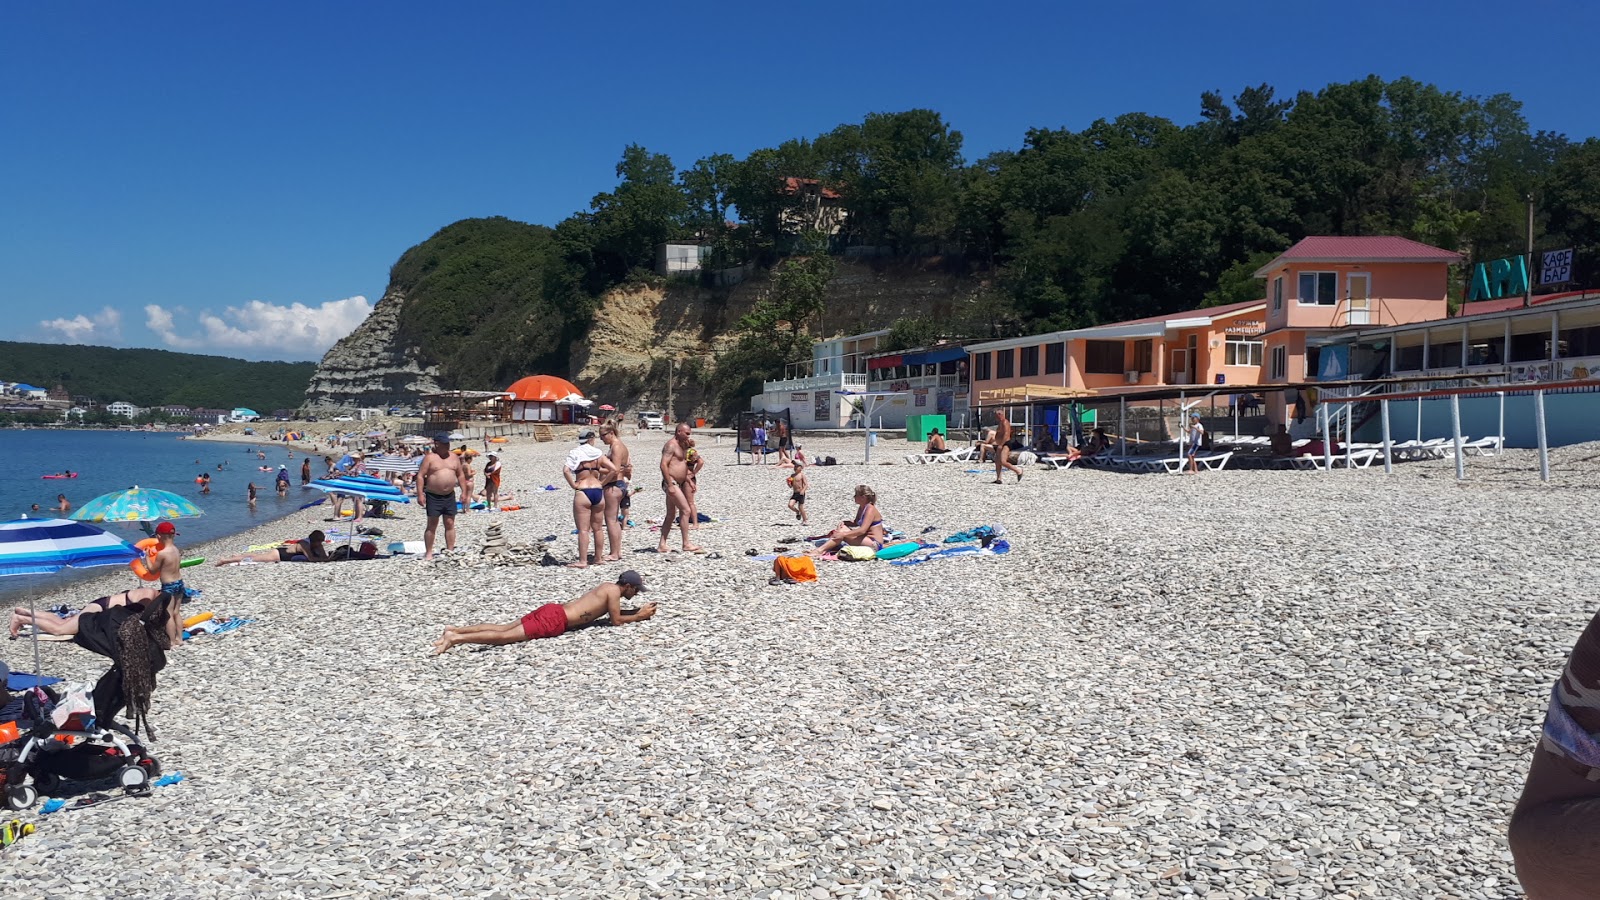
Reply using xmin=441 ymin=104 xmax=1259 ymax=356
xmin=837 ymin=546 xmax=875 ymax=561
xmin=771 ymin=556 xmax=817 ymax=583
xmin=183 ymin=617 xmax=255 ymax=640
xmin=6 ymin=673 xmax=62 ymax=691
xmin=891 ymin=539 xmax=1011 ymax=567
xmin=943 ymin=525 xmax=999 ymax=544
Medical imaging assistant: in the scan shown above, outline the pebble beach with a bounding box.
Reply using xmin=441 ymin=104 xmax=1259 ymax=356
xmin=6 ymin=429 xmax=1598 ymax=899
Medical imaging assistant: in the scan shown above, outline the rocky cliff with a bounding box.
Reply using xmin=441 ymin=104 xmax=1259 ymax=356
xmin=302 ymin=288 xmax=443 ymax=412
xmin=306 ymin=258 xmax=982 ymax=419
xmin=570 ymin=259 xmax=981 ymax=420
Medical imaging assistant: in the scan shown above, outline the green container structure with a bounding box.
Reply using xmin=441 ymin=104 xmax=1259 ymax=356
xmin=905 ymin=414 xmax=947 ymax=443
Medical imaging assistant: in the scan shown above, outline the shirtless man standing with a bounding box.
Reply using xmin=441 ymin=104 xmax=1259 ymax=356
xmin=417 ymin=432 xmax=465 ymax=560
xmin=431 ymin=571 xmax=656 ymax=654
xmin=658 ymin=423 xmax=702 ymax=553
xmin=991 ymin=410 xmax=1022 ymax=484
xmin=600 ymin=423 xmax=631 ymax=561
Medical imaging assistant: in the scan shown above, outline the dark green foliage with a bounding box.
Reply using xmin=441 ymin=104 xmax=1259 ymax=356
xmin=381 ymin=78 xmax=1598 ymax=399
xmin=390 ymin=216 xmax=594 ymax=390
xmin=0 ymin=342 xmax=314 ymax=411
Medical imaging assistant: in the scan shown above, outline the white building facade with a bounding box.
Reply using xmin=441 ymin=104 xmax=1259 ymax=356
xmin=751 ymin=330 xmax=888 ymax=429
xmin=107 ymin=401 xmax=141 ymax=418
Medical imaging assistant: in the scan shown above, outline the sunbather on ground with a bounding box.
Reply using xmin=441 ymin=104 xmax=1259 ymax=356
xmin=9 ymin=586 xmax=164 ymax=638
xmin=809 ymin=485 xmax=886 ymax=557
xmin=1510 ymin=606 xmax=1600 ymax=897
xmin=213 ymin=531 xmax=330 ymax=566
xmin=431 ymin=571 xmax=655 ymax=655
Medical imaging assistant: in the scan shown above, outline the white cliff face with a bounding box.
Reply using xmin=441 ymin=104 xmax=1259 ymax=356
xmin=302 ymin=288 xmax=442 ymax=411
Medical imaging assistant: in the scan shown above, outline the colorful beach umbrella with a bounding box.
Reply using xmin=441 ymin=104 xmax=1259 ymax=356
xmin=70 ymin=486 xmax=205 ymax=524
xmin=0 ymin=516 xmax=142 ymax=677
xmin=0 ymin=517 xmax=141 ymax=578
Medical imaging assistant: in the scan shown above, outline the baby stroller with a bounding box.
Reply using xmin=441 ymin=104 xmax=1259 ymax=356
xmin=1 ymin=682 xmax=161 ymax=812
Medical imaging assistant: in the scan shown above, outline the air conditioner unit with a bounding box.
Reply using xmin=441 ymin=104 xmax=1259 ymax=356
xmin=1124 ymin=370 xmax=1140 ymax=385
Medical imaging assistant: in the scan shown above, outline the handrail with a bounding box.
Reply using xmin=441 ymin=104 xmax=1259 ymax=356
xmin=1319 ymin=378 xmax=1597 ymax=404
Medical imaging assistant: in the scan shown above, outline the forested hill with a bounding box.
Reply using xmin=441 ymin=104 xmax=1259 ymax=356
xmin=0 ymin=341 xmax=316 ymax=412
xmin=315 ymin=75 xmax=1600 ymax=416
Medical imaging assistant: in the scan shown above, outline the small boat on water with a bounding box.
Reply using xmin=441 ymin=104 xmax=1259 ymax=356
xmin=41 ymin=473 xmax=79 ymax=479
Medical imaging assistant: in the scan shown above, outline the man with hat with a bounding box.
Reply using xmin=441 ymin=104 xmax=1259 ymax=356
xmin=416 ymin=432 xmax=465 ymax=560
xmin=431 ymin=571 xmax=656 ymax=654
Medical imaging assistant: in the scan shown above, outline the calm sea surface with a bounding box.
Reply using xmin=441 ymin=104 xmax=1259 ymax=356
xmin=0 ymin=430 xmax=315 ymax=602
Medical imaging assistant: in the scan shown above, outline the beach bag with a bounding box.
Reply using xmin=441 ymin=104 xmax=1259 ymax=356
xmin=771 ymin=556 xmax=817 ymax=583
xmin=838 ymin=545 xmax=875 ymax=561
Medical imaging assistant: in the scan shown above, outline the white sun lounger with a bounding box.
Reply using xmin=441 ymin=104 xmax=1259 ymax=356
xmin=1038 ymin=456 xmax=1077 ymax=471
xmin=1157 ymin=451 xmax=1234 ymax=474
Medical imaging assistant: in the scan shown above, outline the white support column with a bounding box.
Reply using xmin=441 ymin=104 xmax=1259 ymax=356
xmin=1451 ymin=394 xmax=1465 ymax=481
xmin=1536 ymin=389 xmax=1550 ymax=482
xmin=1551 ymin=310 xmax=1562 ymax=371
xmin=1497 ymin=391 xmax=1506 ymax=453
xmin=1380 ymin=398 xmax=1393 ymax=474
xmin=1320 ymin=403 xmax=1333 ymax=472
xmin=1119 ymin=396 xmax=1127 ymax=456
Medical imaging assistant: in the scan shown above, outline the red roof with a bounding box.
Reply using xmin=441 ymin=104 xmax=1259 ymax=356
xmin=780 ymin=177 xmax=842 ymax=200
xmin=1459 ymin=289 xmax=1600 ymax=317
xmin=1104 ymin=298 xmax=1265 ymax=329
xmin=1255 ymin=236 xmax=1460 ymax=276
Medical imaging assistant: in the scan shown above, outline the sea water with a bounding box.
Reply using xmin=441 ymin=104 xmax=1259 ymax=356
xmin=0 ymin=430 xmax=319 ymax=603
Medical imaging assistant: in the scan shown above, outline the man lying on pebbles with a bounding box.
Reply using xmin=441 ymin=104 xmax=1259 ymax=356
xmin=431 ymin=571 xmax=656 ymax=655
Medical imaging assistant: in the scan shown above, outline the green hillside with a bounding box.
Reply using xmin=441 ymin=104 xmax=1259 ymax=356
xmin=0 ymin=342 xmax=315 ymax=412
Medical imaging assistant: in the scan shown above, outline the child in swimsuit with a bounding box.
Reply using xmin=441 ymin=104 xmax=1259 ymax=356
xmin=786 ymin=461 xmax=808 ymax=525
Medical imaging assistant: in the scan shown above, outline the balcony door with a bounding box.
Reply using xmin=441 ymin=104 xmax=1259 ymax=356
xmin=1347 ymin=274 xmax=1371 ymax=325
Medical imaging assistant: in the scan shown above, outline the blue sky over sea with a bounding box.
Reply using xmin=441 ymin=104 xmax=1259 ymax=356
xmin=2 ymin=0 xmax=1595 ymax=361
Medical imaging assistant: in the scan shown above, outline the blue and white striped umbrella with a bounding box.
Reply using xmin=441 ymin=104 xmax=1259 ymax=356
xmin=0 ymin=516 xmax=141 ymax=578
xmin=307 ymin=474 xmax=411 ymax=503
xmin=362 ymin=453 xmax=421 ymax=475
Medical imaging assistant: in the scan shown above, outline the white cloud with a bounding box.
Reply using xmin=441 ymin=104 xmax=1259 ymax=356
xmin=39 ymin=306 xmax=123 ymax=343
xmin=144 ymin=296 xmax=373 ymax=359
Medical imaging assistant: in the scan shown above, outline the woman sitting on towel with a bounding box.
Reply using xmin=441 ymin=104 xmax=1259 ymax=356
xmin=212 ymin=531 xmax=330 ymax=566
xmin=810 ymin=485 xmax=886 ymax=557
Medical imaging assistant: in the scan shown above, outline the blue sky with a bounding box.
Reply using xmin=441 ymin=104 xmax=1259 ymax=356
xmin=2 ymin=0 xmax=1595 ymax=361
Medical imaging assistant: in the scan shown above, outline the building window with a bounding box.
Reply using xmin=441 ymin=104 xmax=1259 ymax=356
xmin=1393 ymin=344 xmax=1424 ymax=371
xmin=1297 ymin=272 xmax=1338 ymax=305
xmin=1044 ymin=342 xmax=1065 ymax=375
xmin=1225 ymin=338 xmax=1264 ymax=367
xmin=973 ymin=352 xmax=991 ymax=381
xmin=995 ymin=348 xmax=1015 ymax=379
xmin=1273 ymin=276 xmax=1283 ymax=311
xmin=1132 ymin=340 xmax=1153 ymax=373
xmin=1085 ymin=340 xmax=1125 ymax=375
xmin=1270 ymin=345 xmax=1287 ymax=380
xmin=1019 ymin=345 xmax=1039 ymax=377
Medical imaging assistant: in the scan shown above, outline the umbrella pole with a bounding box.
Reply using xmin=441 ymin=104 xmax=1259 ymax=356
xmin=30 ymin=579 xmax=42 ymax=682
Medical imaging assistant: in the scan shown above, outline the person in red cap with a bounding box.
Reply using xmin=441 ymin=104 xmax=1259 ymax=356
xmin=145 ymin=521 xmax=186 ymax=648
xmin=431 ymin=572 xmax=655 ymax=655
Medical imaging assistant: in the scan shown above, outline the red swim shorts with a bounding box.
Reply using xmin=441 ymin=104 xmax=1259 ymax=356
xmin=520 ymin=603 xmax=568 ymax=640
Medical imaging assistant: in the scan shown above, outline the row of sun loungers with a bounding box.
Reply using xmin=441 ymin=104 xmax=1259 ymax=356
xmin=907 ymin=435 xmax=1499 ymax=472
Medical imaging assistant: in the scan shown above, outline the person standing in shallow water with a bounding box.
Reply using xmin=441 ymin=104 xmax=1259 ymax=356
xmin=300 ymin=457 xmax=311 ymax=486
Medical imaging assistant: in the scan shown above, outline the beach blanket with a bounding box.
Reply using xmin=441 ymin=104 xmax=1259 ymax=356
xmin=183 ymin=617 xmax=255 ymax=640
xmin=6 ymin=673 xmax=62 ymax=691
xmin=943 ymin=525 xmax=1001 ymax=544
xmin=892 ymin=539 xmax=1011 ymax=567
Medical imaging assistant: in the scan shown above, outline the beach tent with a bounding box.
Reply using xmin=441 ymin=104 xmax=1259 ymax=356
xmin=505 ymin=375 xmax=584 ymax=424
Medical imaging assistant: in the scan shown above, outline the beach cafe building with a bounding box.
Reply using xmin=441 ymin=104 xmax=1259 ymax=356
xmin=858 ymin=344 xmax=970 ymax=431
xmin=1253 ymin=236 xmax=1462 ymax=425
xmin=752 ymin=329 xmax=889 ymax=429
xmin=963 ymin=299 xmax=1270 ymax=436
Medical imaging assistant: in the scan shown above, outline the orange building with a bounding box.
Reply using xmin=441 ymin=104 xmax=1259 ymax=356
xmin=964 ymin=299 xmax=1268 ymax=399
xmin=1254 ymin=236 xmax=1461 ymax=422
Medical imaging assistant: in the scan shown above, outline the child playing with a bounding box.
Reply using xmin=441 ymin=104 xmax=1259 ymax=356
xmin=786 ymin=460 xmax=808 ymax=525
